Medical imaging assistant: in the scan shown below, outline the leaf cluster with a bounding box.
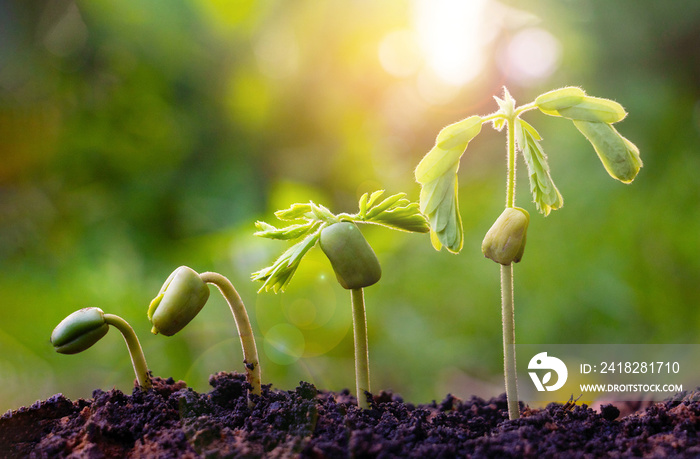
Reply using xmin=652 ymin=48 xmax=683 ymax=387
xmin=415 ymin=86 xmax=642 ymax=254
xmin=252 ymin=191 xmax=428 ymax=293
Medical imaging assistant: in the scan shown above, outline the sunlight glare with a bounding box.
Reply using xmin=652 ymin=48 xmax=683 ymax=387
xmin=412 ymin=0 xmax=489 ymax=86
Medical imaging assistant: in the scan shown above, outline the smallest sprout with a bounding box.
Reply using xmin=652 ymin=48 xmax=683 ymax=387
xmin=51 ymin=307 xmax=152 ymax=389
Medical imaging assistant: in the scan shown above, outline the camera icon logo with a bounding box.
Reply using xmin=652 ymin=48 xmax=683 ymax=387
xmin=528 ymin=352 xmax=568 ymax=392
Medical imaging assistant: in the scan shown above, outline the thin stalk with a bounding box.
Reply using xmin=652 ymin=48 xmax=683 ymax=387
xmin=103 ymin=314 xmax=152 ymax=390
xmin=501 ymin=116 xmax=520 ymax=420
xmin=500 ymin=264 xmax=519 ymax=419
xmin=351 ymin=288 xmax=371 ymax=409
xmin=505 ymin=116 xmax=517 ymax=209
xmin=200 ymin=271 xmax=262 ymax=396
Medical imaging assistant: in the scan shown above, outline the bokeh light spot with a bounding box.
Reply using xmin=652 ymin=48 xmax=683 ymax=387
xmin=285 ymin=298 xmax=317 ymax=329
xmin=499 ymin=27 xmax=561 ymax=85
xmin=378 ymin=30 xmax=422 ymax=78
xmin=263 ymin=323 xmax=305 ymax=365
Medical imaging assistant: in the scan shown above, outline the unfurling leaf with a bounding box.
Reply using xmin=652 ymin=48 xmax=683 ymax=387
xmin=274 ymin=203 xmax=313 ymax=221
xmin=516 ymin=120 xmax=563 ymax=216
xmin=254 ymin=220 xmax=321 ymax=240
xmin=352 ymin=190 xmax=427 ymax=232
xmin=252 ymin=232 xmax=320 ymax=293
xmin=573 ymin=120 xmax=642 ymax=183
xmin=364 ymin=193 xmax=405 ymax=219
xmin=253 ymin=191 xmax=427 ymax=292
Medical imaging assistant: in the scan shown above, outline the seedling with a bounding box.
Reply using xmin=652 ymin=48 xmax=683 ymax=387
xmin=148 ymin=266 xmax=262 ymax=396
xmin=415 ymin=87 xmax=642 ymax=419
xmin=252 ymin=191 xmax=429 ymax=409
xmin=51 ymin=307 xmax=152 ymax=389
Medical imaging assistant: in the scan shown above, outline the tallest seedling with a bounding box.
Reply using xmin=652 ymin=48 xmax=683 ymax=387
xmin=415 ymin=87 xmax=642 ymax=419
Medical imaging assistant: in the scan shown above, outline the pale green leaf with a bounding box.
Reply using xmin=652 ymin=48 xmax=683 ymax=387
xmin=534 ymin=87 xmax=585 ymax=111
xmin=518 ymin=119 xmax=563 ymax=216
xmin=359 ymin=192 xmax=429 ymax=233
xmin=310 ymin=202 xmax=338 ymax=223
xmin=358 ymin=192 xmax=369 ymax=217
xmin=418 ymin=166 xmax=462 ymax=253
xmin=573 ymin=120 xmax=642 ymax=183
xmin=415 ymin=116 xmax=482 ymax=183
xmin=364 ymin=193 xmax=405 ymax=219
xmin=434 ymin=177 xmax=463 ymax=253
xmin=435 ymin=115 xmax=483 ymax=150
xmin=366 ymin=189 xmax=386 ymax=209
xmin=254 ymin=220 xmax=320 ymax=240
xmin=420 ymin=170 xmax=455 ymax=217
xmin=539 ymin=96 xmax=627 ymax=124
xmin=275 ymin=203 xmax=313 ymax=221
xmin=252 ymin=232 xmax=320 ymax=293
xmin=364 ymin=203 xmax=429 ymax=233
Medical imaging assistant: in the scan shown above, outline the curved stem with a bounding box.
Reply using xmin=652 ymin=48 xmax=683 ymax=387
xmin=103 ymin=314 xmax=152 ymax=390
xmin=199 ymin=272 xmax=262 ymax=396
xmin=351 ymin=288 xmax=371 ymax=409
xmin=514 ymin=101 xmax=537 ymax=116
xmin=500 ymin=264 xmax=520 ymax=419
xmin=481 ymin=112 xmax=505 ymax=124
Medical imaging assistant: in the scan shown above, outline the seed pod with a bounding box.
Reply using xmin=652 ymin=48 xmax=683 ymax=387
xmin=556 ymin=96 xmax=627 ymax=124
xmin=51 ymin=307 xmax=109 ymax=354
xmin=319 ymin=222 xmax=382 ymax=290
xmin=535 ymin=87 xmax=585 ymax=111
xmin=481 ymin=207 xmax=530 ymax=265
xmin=148 ymin=266 xmax=210 ymax=336
xmin=573 ymin=120 xmax=642 ymax=183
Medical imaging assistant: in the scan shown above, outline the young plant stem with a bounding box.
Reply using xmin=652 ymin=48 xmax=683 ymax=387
xmin=506 ymin=116 xmax=516 ymax=209
xmin=103 ymin=314 xmax=152 ymax=390
xmin=199 ymin=271 xmax=262 ymax=396
xmin=351 ymin=288 xmax=371 ymax=409
xmin=501 ymin=116 xmax=520 ymax=420
xmin=500 ymin=264 xmax=520 ymax=420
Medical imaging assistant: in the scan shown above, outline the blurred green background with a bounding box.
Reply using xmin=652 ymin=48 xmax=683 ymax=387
xmin=1 ymin=0 xmax=699 ymax=413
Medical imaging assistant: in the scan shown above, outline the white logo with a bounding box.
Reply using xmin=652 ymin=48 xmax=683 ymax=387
xmin=528 ymin=352 xmax=568 ymax=391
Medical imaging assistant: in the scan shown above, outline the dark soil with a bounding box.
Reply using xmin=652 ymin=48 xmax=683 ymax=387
xmin=2 ymin=373 xmax=699 ymax=458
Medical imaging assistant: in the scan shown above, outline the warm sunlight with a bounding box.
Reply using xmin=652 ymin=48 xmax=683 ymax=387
xmin=412 ymin=0 xmax=491 ymax=86
xmin=378 ymin=0 xmax=556 ymax=105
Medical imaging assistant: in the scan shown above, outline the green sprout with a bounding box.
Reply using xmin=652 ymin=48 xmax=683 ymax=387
xmin=148 ymin=266 xmax=262 ymax=396
xmin=415 ymin=87 xmax=642 ymax=420
xmin=51 ymin=307 xmax=152 ymax=390
xmin=252 ymin=190 xmax=429 ymax=409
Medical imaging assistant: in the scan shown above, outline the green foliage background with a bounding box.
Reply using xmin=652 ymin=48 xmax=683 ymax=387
xmin=1 ymin=0 xmax=699 ymax=412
